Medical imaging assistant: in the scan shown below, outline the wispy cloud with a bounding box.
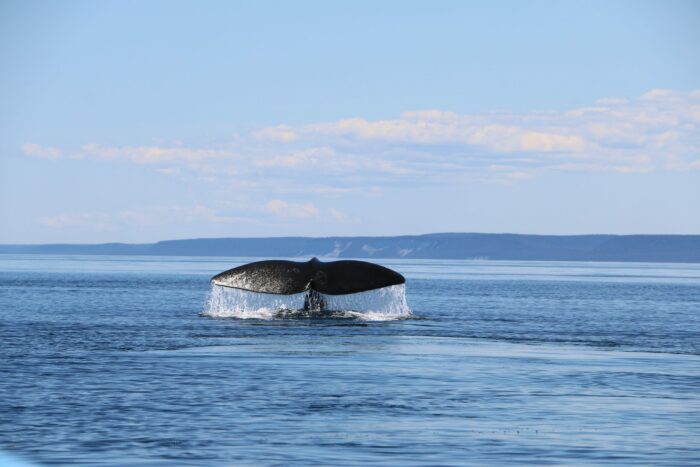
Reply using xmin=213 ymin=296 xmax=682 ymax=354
xmin=156 ymin=167 xmax=181 ymax=176
xmin=37 ymin=212 xmax=114 ymax=230
xmin=117 ymin=205 xmax=259 ymax=225
xmin=22 ymin=143 xmax=238 ymax=164
xmin=252 ymin=125 xmax=298 ymax=142
xmin=306 ymin=116 xmax=585 ymax=153
xmin=21 ymin=89 xmax=700 ymax=189
xmin=80 ymin=144 xmax=237 ymax=164
xmin=264 ymin=199 xmax=319 ymax=219
xmin=37 ymin=205 xmax=260 ymax=230
xmin=20 ymin=143 xmax=63 ymax=159
xmin=24 ymin=89 xmax=699 ymax=236
xmin=259 ymin=88 xmax=700 ymax=177
xmin=254 ymin=147 xmax=335 ymax=168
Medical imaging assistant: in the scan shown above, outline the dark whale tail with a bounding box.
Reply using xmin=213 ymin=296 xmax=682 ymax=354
xmin=211 ymin=257 xmax=405 ymax=296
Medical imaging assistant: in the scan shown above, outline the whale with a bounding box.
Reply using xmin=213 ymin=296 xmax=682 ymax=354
xmin=211 ymin=257 xmax=406 ymax=311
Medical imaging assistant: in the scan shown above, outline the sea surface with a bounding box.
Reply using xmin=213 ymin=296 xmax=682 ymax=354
xmin=0 ymin=255 xmax=699 ymax=466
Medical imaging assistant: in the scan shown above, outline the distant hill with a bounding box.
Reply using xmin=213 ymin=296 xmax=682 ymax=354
xmin=1 ymin=233 xmax=700 ymax=263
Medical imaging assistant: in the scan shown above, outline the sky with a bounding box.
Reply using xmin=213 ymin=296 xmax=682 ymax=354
xmin=1 ymin=0 xmax=699 ymax=243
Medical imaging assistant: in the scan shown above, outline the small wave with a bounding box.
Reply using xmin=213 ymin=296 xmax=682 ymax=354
xmin=201 ymin=284 xmax=411 ymax=321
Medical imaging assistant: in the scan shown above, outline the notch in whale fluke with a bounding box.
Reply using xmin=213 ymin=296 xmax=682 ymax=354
xmin=210 ymin=257 xmax=405 ymax=295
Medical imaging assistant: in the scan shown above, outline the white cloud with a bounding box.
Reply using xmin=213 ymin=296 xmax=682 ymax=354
xmin=80 ymin=143 xmax=237 ymax=164
xmin=400 ymin=109 xmax=458 ymax=120
xmin=307 ymin=117 xmax=463 ymax=145
xmin=252 ymin=125 xmax=298 ymax=142
xmin=556 ymin=162 xmax=654 ymax=174
xmin=264 ymin=199 xmax=319 ymax=218
xmin=467 ymin=125 xmax=584 ymax=153
xmin=641 ymin=89 xmax=674 ymax=100
xmin=21 ymin=143 xmax=63 ymax=159
xmin=303 ymin=113 xmax=584 ymax=154
xmin=21 ymin=89 xmax=700 ymax=186
xmin=37 ymin=204 xmax=260 ymax=231
xmin=254 ymin=147 xmax=335 ymax=168
xmin=118 ymin=205 xmax=259 ymax=225
xmin=156 ymin=167 xmax=181 ymax=175
xmin=263 ymin=88 xmax=699 ymax=176
xmin=38 ymin=213 xmax=96 ymax=228
xmin=37 ymin=213 xmax=112 ymax=230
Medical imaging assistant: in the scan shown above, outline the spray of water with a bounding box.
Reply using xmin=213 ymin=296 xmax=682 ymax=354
xmin=202 ymin=284 xmax=411 ymax=321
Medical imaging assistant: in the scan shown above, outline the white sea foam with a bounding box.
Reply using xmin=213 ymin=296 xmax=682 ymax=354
xmin=202 ymin=284 xmax=411 ymax=321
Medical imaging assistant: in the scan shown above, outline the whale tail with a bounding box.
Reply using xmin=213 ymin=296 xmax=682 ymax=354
xmin=211 ymin=257 xmax=405 ymax=296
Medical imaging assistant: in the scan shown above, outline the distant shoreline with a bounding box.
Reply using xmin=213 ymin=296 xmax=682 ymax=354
xmin=1 ymin=233 xmax=699 ymax=263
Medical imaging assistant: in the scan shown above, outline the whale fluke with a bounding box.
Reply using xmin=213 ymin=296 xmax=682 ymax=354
xmin=211 ymin=257 xmax=405 ymax=295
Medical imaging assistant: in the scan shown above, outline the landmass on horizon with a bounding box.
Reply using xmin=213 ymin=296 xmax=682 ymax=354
xmin=1 ymin=233 xmax=699 ymax=263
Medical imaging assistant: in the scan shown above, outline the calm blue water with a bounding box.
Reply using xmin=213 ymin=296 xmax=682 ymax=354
xmin=1 ymin=255 xmax=699 ymax=466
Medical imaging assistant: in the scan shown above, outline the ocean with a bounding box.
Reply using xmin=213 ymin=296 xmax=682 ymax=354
xmin=1 ymin=255 xmax=699 ymax=466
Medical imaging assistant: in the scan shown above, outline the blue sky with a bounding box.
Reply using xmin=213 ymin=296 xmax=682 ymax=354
xmin=1 ymin=0 xmax=699 ymax=243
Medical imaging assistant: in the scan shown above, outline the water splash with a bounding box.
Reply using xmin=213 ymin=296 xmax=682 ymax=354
xmin=202 ymin=284 xmax=411 ymax=321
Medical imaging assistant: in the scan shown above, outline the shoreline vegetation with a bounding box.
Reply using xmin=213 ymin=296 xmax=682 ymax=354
xmin=1 ymin=233 xmax=699 ymax=263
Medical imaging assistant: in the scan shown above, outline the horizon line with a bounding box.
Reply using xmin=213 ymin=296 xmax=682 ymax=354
xmin=3 ymin=231 xmax=700 ymax=247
